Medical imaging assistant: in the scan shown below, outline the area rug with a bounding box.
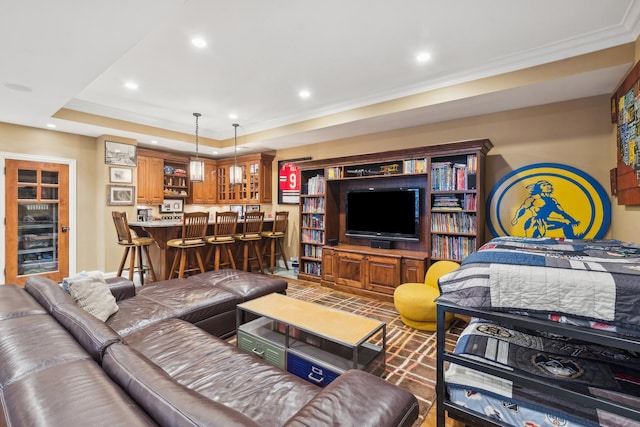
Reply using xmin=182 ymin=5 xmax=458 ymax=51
xmin=281 ymin=278 xmax=467 ymax=426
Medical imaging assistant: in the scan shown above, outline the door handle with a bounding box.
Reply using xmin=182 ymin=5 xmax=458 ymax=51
xmin=61 ymin=226 xmax=69 ymax=232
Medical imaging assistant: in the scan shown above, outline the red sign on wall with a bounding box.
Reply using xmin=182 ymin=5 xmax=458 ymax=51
xmin=279 ymin=162 xmax=301 ymax=204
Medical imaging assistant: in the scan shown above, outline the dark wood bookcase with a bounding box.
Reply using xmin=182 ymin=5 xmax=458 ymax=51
xmin=296 ymin=139 xmax=493 ymax=301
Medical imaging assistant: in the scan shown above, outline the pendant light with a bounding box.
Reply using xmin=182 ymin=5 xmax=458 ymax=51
xmin=189 ymin=112 xmax=204 ymax=182
xmin=229 ymin=123 xmax=243 ymax=185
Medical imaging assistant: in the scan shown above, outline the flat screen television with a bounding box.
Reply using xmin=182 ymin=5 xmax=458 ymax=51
xmin=345 ymin=187 xmax=420 ymax=242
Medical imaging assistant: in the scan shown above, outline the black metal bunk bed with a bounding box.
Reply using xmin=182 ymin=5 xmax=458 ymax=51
xmin=436 ymin=302 xmax=640 ymax=427
xmin=434 ymin=236 xmax=640 ymax=427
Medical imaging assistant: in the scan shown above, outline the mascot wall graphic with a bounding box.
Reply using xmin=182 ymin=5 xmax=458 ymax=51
xmin=487 ymin=163 xmax=610 ymax=239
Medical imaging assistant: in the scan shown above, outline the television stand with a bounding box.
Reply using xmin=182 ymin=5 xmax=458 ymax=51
xmin=321 ymin=244 xmax=428 ymax=302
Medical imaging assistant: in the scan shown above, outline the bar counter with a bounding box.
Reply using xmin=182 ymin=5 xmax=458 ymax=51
xmin=129 ymin=218 xmax=274 ymax=280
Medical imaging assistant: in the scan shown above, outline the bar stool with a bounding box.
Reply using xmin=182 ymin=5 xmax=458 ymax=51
xmin=167 ymin=211 xmax=209 ymax=278
xmin=233 ymin=211 xmax=265 ymax=273
xmin=206 ymin=211 xmax=239 ymax=270
xmin=261 ymin=211 xmax=289 ymax=274
xmin=112 ymin=211 xmax=157 ymax=285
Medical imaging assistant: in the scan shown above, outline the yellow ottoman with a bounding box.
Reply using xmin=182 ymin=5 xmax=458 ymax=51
xmin=393 ymin=283 xmax=452 ymax=331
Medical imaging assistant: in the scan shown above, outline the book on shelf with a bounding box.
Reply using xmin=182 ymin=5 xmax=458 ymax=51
xmin=301 ymin=229 xmax=324 ymax=244
xmin=431 ymin=154 xmax=478 ymax=191
xmin=467 ymin=154 xmax=478 ymax=174
xmin=432 ymin=195 xmax=462 ymax=210
xmin=431 ymin=235 xmax=476 ymax=260
xmin=431 ymin=212 xmax=477 ymax=233
xmin=326 ymin=167 xmax=342 ymax=180
xmin=302 ymin=197 xmax=325 ymax=212
xmin=302 ymin=213 xmax=324 ymax=228
xmin=306 ymin=174 xmax=325 ymax=194
xmin=403 ymin=158 xmax=427 ymax=174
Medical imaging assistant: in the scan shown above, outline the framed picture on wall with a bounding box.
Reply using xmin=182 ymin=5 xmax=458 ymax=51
xmin=105 ymin=141 xmax=137 ymax=166
xmin=109 ymin=167 xmax=133 ymax=183
xmin=107 ymin=185 xmax=135 ymax=206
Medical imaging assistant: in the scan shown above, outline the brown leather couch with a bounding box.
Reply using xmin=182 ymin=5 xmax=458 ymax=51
xmin=105 ymin=269 xmax=289 ymax=338
xmin=0 ymin=271 xmax=419 ymax=427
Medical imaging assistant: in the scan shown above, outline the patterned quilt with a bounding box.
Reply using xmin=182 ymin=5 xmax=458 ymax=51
xmin=446 ymin=319 xmax=640 ymax=426
xmin=437 ymin=236 xmax=640 ymax=334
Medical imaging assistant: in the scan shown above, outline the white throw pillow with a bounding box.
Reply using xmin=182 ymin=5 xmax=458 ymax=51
xmin=62 ymin=270 xmax=104 ymax=293
xmin=67 ymin=274 xmax=119 ymax=322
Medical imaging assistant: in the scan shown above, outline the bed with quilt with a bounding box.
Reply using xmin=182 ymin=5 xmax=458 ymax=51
xmin=435 ymin=236 xmax=640 ymax=427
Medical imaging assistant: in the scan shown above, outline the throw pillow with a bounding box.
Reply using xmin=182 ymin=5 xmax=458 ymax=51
xmin=67 ymin=275 xmax=119 ymax=322
xmin=62 ymin=270 xmax=105 ymax=293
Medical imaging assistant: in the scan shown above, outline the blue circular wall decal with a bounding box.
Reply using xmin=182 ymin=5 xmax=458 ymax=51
xmin=486 ymin=163 xmax=611 ymax=239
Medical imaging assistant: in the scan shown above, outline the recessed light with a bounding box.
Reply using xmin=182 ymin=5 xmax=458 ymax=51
xmin=416 ymin=52 xmax=431 ymax=63
xmin=125 ymin=81 xmax=139 ymax=90
xmin=46 ymin=123 xmax=56 ymax=129
xmin=151 ymin=140 xmax=158 ymax=144
xmin=299 ymin=89 xmax=311 ymax=99
xmin=212 ymin=151 xmax=219 ymax=155
xmin=229 ymin=113 xmax=238 ymax=120
xmin=191 ymin=37 xmax=207 ymax=48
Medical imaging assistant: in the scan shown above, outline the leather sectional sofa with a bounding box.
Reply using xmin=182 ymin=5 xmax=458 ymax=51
xmin=0 ymin=270 xmax=419 ymax=426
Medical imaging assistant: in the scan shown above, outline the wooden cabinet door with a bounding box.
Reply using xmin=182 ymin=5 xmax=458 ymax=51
xmin=401 ymin=258 xmax=426 ymax=284
xmin=190 ymin=159 xmax=217 ymax=204
xmin=365 ymin=255 xmax=401 ymax=295
xmin=5 ymin=160 xmax=69 ymax=285
xmin=215 ymin=161 xmax=231 ymax=203
xmin=137 ymin=155 xmax=163 ymax=204
xmin=321 ymin=248 xmax=335 ymax=282
xmin=251 ymin=157 xmax=273 ymax=203
xmin=336 ymin=251 xmax=365 ymax=289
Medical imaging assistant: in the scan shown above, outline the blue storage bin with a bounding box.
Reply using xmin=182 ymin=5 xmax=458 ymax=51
xmin=287 ymin=352 xmax=340 ymax=387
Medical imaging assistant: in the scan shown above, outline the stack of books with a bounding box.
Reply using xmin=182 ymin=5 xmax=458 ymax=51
xmin=432 ymin=195 xmax=461 ymax=210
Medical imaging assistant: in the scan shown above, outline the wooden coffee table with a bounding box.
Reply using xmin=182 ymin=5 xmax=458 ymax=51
xmin=236 ymin=293 xmax=386 ymax=386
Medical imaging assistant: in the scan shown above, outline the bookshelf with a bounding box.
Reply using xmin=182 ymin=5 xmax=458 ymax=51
xmin=296 ymin=140 xmax=492 ymax=297
xmin=429 ymin=151 xmax=484 ymax=262
xmin=299 ymin=171 xmax=327 ymax=280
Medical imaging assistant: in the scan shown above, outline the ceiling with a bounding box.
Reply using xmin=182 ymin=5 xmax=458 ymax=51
xmin=2 ymin=0 xmax=640 ymax=158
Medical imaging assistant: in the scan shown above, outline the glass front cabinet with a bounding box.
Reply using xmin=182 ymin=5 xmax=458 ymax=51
xmin=17 ymin=169 xmax=60 ymax=276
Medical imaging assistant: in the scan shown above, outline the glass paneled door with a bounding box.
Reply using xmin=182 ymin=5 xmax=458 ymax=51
xmin=5 ymin=160 xmax=69 ymax=286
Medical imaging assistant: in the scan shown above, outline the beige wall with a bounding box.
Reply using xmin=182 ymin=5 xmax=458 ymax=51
xmin=273 ymin=94 xmax=637 ymax=259
xmin=0 ymin=122 xmax=101 ymax=273
xmin=97 ymin=135 xmax=139 ymax=276
xmin=1 ymin=93 xmax=637 ymax=275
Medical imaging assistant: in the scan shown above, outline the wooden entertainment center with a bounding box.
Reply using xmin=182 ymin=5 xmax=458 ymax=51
xmin=296 ymin=139 xmax=493 ymax=302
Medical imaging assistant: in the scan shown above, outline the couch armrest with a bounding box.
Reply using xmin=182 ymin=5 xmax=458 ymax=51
xmin=106 ymin=277 xmax=136 ymax=301
xmin=284 ymin=370 xmax=419 ymax=427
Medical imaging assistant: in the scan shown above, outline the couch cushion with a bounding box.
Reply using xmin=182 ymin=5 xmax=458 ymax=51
xmin=188 ymin=269 xmax=288 ymax=301
xmin=0 ymin=314 xmax=91 ymax=387
xmin=103 ymin=343 xmax=260 ymax=427
xmin=106 ymin=276 xmax=137 ymax=301
xmin=51 ymin=302 xmax=122 ymax=362
xmin=0 ymin=284 xmax=46 ymax=320
xmin=67 ymin=275 xmax=119 ymax=321
xmin=106 ymin=278 xmax=239 ymax=336
xmin=25 ymin=276 xmax=74 ymax=312
xmin=283 ymin=370 xmax=420 ymax=427
xmin=125 ymin=318 xmax=320 ymax=427
xmin=2 ymin=359 xmax=157 ymax=427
